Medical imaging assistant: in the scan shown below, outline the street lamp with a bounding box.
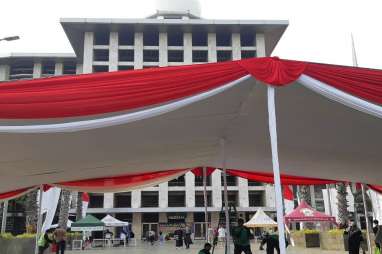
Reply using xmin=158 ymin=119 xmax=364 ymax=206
xmin=0 ymin=36 xmax=20 ymax=42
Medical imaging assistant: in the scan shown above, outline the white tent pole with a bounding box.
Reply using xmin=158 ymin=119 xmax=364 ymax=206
xmin=203 ymin=166 xmax=209 ymax=241
xmin=361 ymin=184 xmax=372 ymax=254
xmin=1 ymin=200 xmax=8 ymax=234
xmin=34 ymin=185 xmax=44 ymax=254
xmin=267 ymin=86 xmax=287 ymax=254
xmin=221 ymin=138 xmax=231 ymax=254
xmin=326 ymin=184 xmax=333 ymax=216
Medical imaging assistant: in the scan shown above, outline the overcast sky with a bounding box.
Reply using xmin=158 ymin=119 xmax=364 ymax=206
xmin=1 ymin=0 xmax=381 ymax=68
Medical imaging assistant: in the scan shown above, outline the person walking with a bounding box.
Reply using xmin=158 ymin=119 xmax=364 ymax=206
xmin=232 ymin=219 xmax=252 ymax=254
xmin=174 ymin=227 xmax=184 ymax=249
xmin=346 ymin=221 xmax=365 ymax=254
xmin=159 ymin=231 xmax=165 ymax=245
xmin=53 ymin=227 xmax=67 ymax=254
xmin=38 ymin=229 xmax=53 ymax=254
xmin=148 ymin=229 xmax=156 ymax=245
xmin=374 ymin=220 xmax=381 ymax=252
xmin=104 ymin=229 xmax=113 ymax=247
xmin=198 ymin=243 xmax=212 ymax=254
xmin=184 ymin=225 xmax=193 ymax=249
xmin=218 ymin=225 xmax=226 ymax=247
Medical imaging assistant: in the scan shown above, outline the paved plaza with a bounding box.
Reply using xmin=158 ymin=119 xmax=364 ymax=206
xmin=67 ymin=240 xmax=347 ymax=254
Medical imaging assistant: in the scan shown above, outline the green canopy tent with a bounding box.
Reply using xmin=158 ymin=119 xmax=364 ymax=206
xmin=71 ymin=215 xmax=105 ymax=232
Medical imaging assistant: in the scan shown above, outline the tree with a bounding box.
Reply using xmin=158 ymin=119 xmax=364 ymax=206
xmin=58 ymin=190 xmax=71 ymax=230
xmin=336 ymin=183 xmax=349 ymax=228
xmin=25 ymin=190 xmax=38 ymax=233
xmin=76 ymin=192 xmax=83 ymax=221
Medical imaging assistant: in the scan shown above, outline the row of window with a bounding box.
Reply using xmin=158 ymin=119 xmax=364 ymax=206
xmin=88 ymin=190 xmax=264 ymax=208
xmin=8 ymin=61 xmax=77 ymax=80
xmin=94 ymin=30 xmax=256 ymax=47
xmin=93 ymin=49 xmax=257 ymax=63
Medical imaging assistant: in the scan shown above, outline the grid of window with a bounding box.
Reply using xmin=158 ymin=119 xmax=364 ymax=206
xmin=93 ymin=65 xmax=108 ymax=73
xmin=94 ymin=49 xmax=109 ymax=62
xmin=241 ymin=50 xmax=256 ymax=59
xmin=216 ymin=31 xmax=232 ymax=46
xmin=9 ymin=61 xmax=34 ymax=80
xmin=41 ymin=61 xmax=55 ymax=77
xmin=168 ymin=175 xmax=185 ymax=187
xmin=168 ymin=50 xmax=184 ymax=62
xmin=143 ymin=30 xmax=159 ymax=46
xmin=168 ymin=30 xmax=184 ymax=46
xmin=88 ymin=194 xmax=104 ymax=208
xmin=222 ymin=191 xmax=239 ymax=206
xmin=192 ymin=50 xmax=208 ymax=62
xmin=248 ymin=180 xmax=262 ymax=187
xmin=221 ymin=173 xmax=237 ymax=186
xmin=119 ymin=31 xmax=134 ymax=45
xmin=118 ymin=65 xmax=134 ymax=71
xmin=192 ymin=31 xmax=208 ymax=46
xmin=141 ymin=191 xmax=159 ymax=207
xmin=143 ymin=50 xmax=159 ymax=62
xmin=168 ymin=191 xmax=186 ymax=207
xmin=114 ymin=192 xmax=131 ymax=208
xmin=119 ymin=50 xmax=134 ymax=62
xmin=249 ymin=191 xmax=264 ymax=207
xmin=240 ymin=31 xmax=256 ymax=47
xmin=63 ymin=62 xmax=77 ymax=75
xmin=195 ymin=191 xmax=212 ymax=207
xmin=217 ymin=51 xmax=232 ymax=62
xmin=195 ymin=175 xmax=211 ymax=186
xmin=94 ymin=31 xmax=110 ymax=45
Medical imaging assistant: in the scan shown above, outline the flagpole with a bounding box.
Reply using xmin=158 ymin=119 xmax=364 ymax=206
xmin=203 ymin=166 xmax=209 ymax=241
xmin=34 ymin=185 xmax=44 ymax=254
xmin=221 ymin=138 xmax=231 ymax=254
xmin=1 ymin=200 xmax=8 ymax=233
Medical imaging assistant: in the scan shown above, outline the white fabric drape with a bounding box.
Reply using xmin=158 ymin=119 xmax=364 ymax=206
xmin=0 ymin=76 xmax=251 ymax=134
xmin=41 ymin=187 xmax=61 ymax=233
xmin=298 ymin=74 xmax=382 ymax=119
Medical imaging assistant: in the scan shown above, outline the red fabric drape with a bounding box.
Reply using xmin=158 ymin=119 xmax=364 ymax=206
xmin=191 ymin=167 xmax=216 ymax=177
xmin=0 ymin=187 xmax=35 ymax=201
xmin=283 ymin=185 xmax=294 ymax=201
xmin=368 ymin=185 xmax=382 ymax=194
xmin=226 ymin=169 xmax=339 ymax=185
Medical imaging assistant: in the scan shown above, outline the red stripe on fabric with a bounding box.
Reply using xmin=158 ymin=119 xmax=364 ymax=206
xmin=0 ymin=187 xmax=34 ymax=201
xmin=304 ymin=62 xmax=382 ymax=105
xmin=283 ymin=185 xmax=294 ymax=201
xmin=82 ymin=192 xmax=90 ymax=202
xmin=368 ymin=185 xmax=382 ymax=194
xmin=191 ymin=167 xmax=216 ymax=177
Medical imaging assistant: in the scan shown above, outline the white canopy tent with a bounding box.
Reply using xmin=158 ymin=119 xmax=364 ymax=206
xmin=101 ymin=215 xmax=129 ymax=227
xmin=244 ymin=209 xmax=278 ymax=228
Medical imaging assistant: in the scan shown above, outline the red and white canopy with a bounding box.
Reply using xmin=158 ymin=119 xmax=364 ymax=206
xmin=284 ymin=200 xmax=336 ymax=224
xmin=0 ymin=57 xmax=381 ymax=195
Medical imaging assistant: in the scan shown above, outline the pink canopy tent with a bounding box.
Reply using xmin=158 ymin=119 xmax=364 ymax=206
xmin=284 ymin=200 xmax=336 ymax=224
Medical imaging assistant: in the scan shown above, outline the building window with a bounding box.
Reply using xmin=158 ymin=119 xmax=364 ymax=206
xmin=143 ymin=30 xmax=159 ymax=46
xmin=118 ymin=65 xmax=134 ymax=71
xmin=314 ymin=185 xmax=325 ymax=199
xmin=195 ymin=175 xmax=211 ymax=186
xmin=221 ymin=173 xmax=237 ymax=186
xmin=222 ymin=191 xmax=239 ymax=206
xmin=248 ymin=180 xmax=262 ymax=187
xmin=168 ymin=30 xmax=184 ymax=46
xmin=9 ymin=61 xmax=34 ymax=80
xmin=142 ymin=213 xmax=159 ymax=223
xmin=192 ymin=31 xmax=207 ymax=46
xmin=88 ymin=194 xmax=104 ymax=208
xmin=63 ymin=62 xmax=77 ymax=75
xmin=41 ymin=61 xmax=56 ymax=77
xmin=316 ymin=200 xmax=325 ymax=212
xmin=216 ymin=31 xmax=232 ymax=46
xmin=119 ymin=50 xmax=134 ymax=62
xmin=241 ymin=51 xmax=256 ymax=59
xmin=143 ymin=50 xmax=159 ymax=62
xmin=168 ymin=175 xmax=185 ymax=187
xmin=143 ymin=66 xmax=158 ymax=69
xmin=114 ymin=192 xmax=131 ymax=208
xmin=119 ymin=31 xmax=134 ymax=45
xmin=168 ymin=50 xmax=184 ymax=62
xmin=93 ymin=65 xmax=109 ymax=73
xmin=94 ymin=31 xmax=110 ymax=45
xmin=94 ymin=49 xmax=109 ymax=62
xmin=195 ymin=191 xmax=212 ymax=207
xmin=249 ymin=191 xmax=264 ymax=207
xmin=141 ymin=191 xmax=159 ymax=207
xmin=168 ymin=191 xmax=186 ymax=207
xmin=240 ymin=31 xmax=256 ymax=47
xmin=192 ymin=50 xmax=208 ymax=62
xmin=217 ymin=51 xmax=232 ymax=62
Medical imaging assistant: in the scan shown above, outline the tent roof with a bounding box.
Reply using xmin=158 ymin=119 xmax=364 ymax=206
xmin=244 ymin=209 xmax=277 ymax=228
xmin=0 ymin=57 xmax=381 ymax=194
xmin=101 ymin=215 xmax=129 ymax=227
xmin=284 ymin=200 xmax=336 ymax=223
xmin=71 ymin=215 xmax=104 ymax=228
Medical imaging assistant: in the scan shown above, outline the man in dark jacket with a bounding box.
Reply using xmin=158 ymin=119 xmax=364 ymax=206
xmin=373 ymin=220 xmax=380 ymax=251
xmin=198 ymin=243 xmax=212 ymax=254
xmin=232 ymin=219 xmax=252 ymax=254
xmin=347 ymin=221 xmax=365 ymax=254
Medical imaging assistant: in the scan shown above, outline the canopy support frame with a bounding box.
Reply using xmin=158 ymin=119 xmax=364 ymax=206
xmin=267 ymin=86 xmax=287 ymax=254
xmin=221 ymin=139 xmax=231 ymax=254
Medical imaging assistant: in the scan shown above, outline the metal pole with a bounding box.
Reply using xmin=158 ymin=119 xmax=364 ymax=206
xmin=34 ymin=185 xmax=44 ymax=254
xmin=221 ymin=139 xmax=231 ymax=254
xmin=326 ymin=184 xmax=333 ymax=216
xmin=267 ymin=86 xmax=287 ymax=254
xmin=203 ymin=166 xmax=209 ymax=241
xmin=361 ymin=184 xmax=372 ymax=254
xmin=1 ymin=200 xmax=8 ymax=233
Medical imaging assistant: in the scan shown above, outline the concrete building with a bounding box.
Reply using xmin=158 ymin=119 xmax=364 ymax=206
xmin=0 ymin=1 xmax=303 ymax=239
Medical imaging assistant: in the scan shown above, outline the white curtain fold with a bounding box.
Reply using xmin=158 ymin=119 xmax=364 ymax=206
xmin=298 ymin=74 xmax=382 ymax=119
xmin=0 ymin=76 xmax=251 ymax=134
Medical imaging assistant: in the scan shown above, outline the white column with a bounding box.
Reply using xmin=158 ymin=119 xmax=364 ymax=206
xmin=132 ymin=213 xmax=142 ymax=239
xmin=159 ymin=182 xmax=168 ymax=208
xmin=131 ymin=190 xmax=141 ymax=208
xmin=256 ymin=33 xmax=266 ymax=57
xmin=238 ymin=177 xmax=249 ymax=207
xmin=267 ymin=86 xmax=287 ymax=254
xmin=1 ymin=200 xmax=8 ymax=233
xmin=103 ymin=193 xmax=114 ymax=209
xmin=83 ymin=32 xmax=94 ymax=74
xmin=134 ymin=32 xmax=143 ymax=69
xmin=159 ymin=32 xmax=168 ymax=67
xmin=232 ymin=33 xmax=241 ymax=60
xmin=186 ymin=172 xmax=195 ymax=207
xmin=54 ymin=62 xmax=63 ymax=76
xmin=76 ymin=64 xmax=83 ymax=74
xmin=265 ymin=184 xmax=276 ymax=208
xmin=33 ymin=62 xmax=42 ymax=78
xmin=208 ymin=33 xmax=217 ymax=62
xmin=203 ymin=167 xmax=209 ymax=240
xmin=109 ymin=32 xmax=119 ymax=71
xmin=212 ymin=170 xmax=222 ymax=208
xmin=0 ymin=64 xmax=10 ymax=81
xmin=184 ymin=32 xmax=192 ymax=64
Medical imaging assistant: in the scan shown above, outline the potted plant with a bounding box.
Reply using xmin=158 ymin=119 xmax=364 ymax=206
xmin=304 ymin=229 xmax=320 ymax=248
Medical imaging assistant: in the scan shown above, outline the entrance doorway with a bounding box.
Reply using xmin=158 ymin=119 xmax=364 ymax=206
xmin=194 ymin=222 xmax=207 ymax=239
xmin=142 ymin=223 xmax=159 ymax=240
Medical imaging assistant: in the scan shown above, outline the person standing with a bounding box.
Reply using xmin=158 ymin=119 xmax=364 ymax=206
xmin=232 ymin=219 xmax=252 ymax=254
xmin=374 ymin=220 xmax=381 ymax=251
xmin=53 ymin=227 xmax=67 ymax=254
xmin=148 ymin=229 xmax=156 ymax=245
xmin=198 ymin=243 xmax=212 ymax=254
xmin=218 ymin=225 xmax=226 ymax=246
xmin=104 ymin=229 xmax=113 ymax=247
xmin=260 ymin=232 xmax=280 ymax=254
xmin=38 ymin=229 xmax=53 ymax=254
xmin=184 ymin=225 xmax=193 ymax=249
xmin=174 ymin=227 xmax=184 ymax=249
xmin=159 ymin=231 xmax=165 ymax=245
xmin=346 ymin=221 xmax=365 ymax=254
